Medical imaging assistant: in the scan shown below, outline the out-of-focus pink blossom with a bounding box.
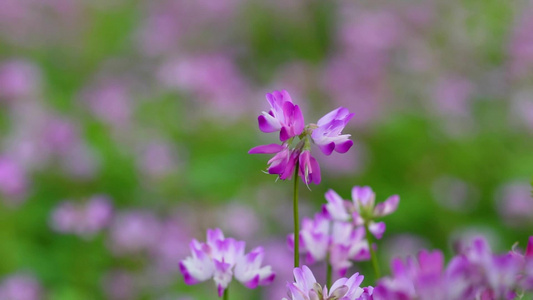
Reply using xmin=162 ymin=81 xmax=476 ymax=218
xmin=157 ymin=54 xmax=251 ymax=119
xmin=511 ymin=90 xmax=533 ymax=131
xmin=495 ymin=181 xmax=533 ymax=228
xmin=0 ymin=60 xmax=41 ymax=100
xmin=81 ymin=80 xmax=133 ymax=129
xmin=179 ymin=228 xmax=275 ymax=297
xmin=0 ymin=274 xmax=42 ymax=300
xmin=219 ymin=203 xmax=260 ymax=240
xmin=102 ymin=270 xmax=138 ymax=300
xmin=508 ymin=8 xmax=533 ymax=79
xmin=432 ymin=176 xmax=479 ymax=212
xmin=108 ymin=210 xmax=162 ymax=255
xmin=0 ymin=156 xmax=27 ymax=202
xmin=137 ymin=140 xmax=180 ymax=178
xmin=432 ymin=75 xmax=474 ymax=118
xmin=50 ymin=195 xmax=113 ymax=238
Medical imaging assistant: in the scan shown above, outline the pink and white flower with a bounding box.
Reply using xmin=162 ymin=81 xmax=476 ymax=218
xmin=282 ymin=265 xmax=370 ymax=300
xmin=179 ymin=228 xmax=275 ymax=297
xmin=311 ymin=107 xmax=354 ymax=156
xmin=258 ymin=90 xmax=305 ymax=141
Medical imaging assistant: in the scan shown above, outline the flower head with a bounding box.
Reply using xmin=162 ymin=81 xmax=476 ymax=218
xmin=282 ymin=265 xmax=371 ymax=300
xmin=311 ymin=107 xmax=354 ymax=156
xmin=179 ymin=228 xmax=275 ymax=297
xmin=323 ymin=187 xmax=399 ymax=240
xmin=258 ymin=90 xmax=305 ymax=141
xmin=250 ymin=90 xmax=354 ymax=185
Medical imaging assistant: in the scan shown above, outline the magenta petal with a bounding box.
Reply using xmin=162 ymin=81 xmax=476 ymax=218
xmin=248 ymin=144 xmax=284 ymax=154
xmin=258 ymin=114 xmax=279 ymax=133
xmin=374 ymin=195 xmax=400 ymax=217
xmin=526 ymin=236 xmax=533 ymax=258
xmin=292 ymin=105 xmax=305 ymax=136
xmin=244 ymin=275 xmax=260 ymax=289
xmin=335 ymin=140 xmax=353 ymax=154
xmin=310 ymin=155 xmax=321 ymax=184
xmin=279 ymin=127 xmax=290 ymax=141
xmin=369 ymin=221 xmax=386 ymax=239
xmin=179 ymin=261 xmax=198 ymax=285
xmin=217 ymin=285 xmax=225 ymax=297
xmin=318 ymin=142 xmax=335 ymax=156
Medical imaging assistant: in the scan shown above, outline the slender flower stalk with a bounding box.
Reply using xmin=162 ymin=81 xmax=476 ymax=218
xmin=326 ymin=260 xmax=333 ymax=288
xmin=363 ymin=221 xmax=380 ymax=279
xmin=223 ymin=288 xmax=228 ymax=300
xmin=293 ymin=160 xmax=300 ymax=268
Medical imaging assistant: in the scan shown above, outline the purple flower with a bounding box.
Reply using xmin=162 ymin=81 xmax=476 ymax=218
xmin=249 ymin=143 xmax=299 ymax=180
xmin=179 ymin=228 xmax=275 ymax=297
xmin=108 ymin=210 xmax=161 ymax=255
xmin=323 ymin=187 xmax=399 ymax=240
xmin=50 ymin=195 xmax=113 ymax=239
xmin=257 ymin=90 xmax=304 ymax=141
xmin=282 ymin=265 xmax=371 ymax=300
xmin=298 ymin=150 xmax=321 ymax=185
xmin=250 ymin=90 xmax=353 ymax=184
xmin=288 ymin=213 xmax=369 ymax=276
xmin=311 ymin=107 xmax=354 ymax=156
xmin=0 ymin=156 xmax=27 ymax=202
xmin=0 ymin=273 xmax=42 ymax=300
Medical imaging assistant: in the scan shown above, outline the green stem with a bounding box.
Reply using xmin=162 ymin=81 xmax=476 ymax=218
xmin=364 ymin=222 xmax=381 ymax=279
xmin=326 ymin=261 xmax=332 ymax=288
xmin=293 ymin=161 xmax=300 ymax=269
xmin=223 ymin=288 xmax=228 ymax=300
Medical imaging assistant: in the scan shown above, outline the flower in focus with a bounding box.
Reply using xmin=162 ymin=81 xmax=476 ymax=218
xmin=179 ymin=228 xmax=275 ymax=297
xmin=311 ymin=107 xmax=354 ymax=156
xmin=250 ymin=90 xmax=354 ymax=185
xmin=282 ymin=265 xmax=372 ymax=300
xmin=257 ymin=90 xmax=304 ymax=141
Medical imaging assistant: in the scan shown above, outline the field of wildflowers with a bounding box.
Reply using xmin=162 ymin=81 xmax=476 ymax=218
xmin=0 ymin=0 xmax=532 ymax=299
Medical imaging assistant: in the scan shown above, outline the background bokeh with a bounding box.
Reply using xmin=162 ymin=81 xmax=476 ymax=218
xmin=0 ymin=0 xmax=532 ymax=299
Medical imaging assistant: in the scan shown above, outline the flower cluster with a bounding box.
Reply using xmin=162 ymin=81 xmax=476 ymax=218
xmin=374 ymin=236 xmax=533 ymax=300
xmin=249 ymin=90 xmax=354 ymax=185
xmin=288 ymin=187 xmax=399 ymax=275
xmin=282 ymin=265 xmax=373 ymax=300
xmin=179 ymin=228 xmax=275 ymax=297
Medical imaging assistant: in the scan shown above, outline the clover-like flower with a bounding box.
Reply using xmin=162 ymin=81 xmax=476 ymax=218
xmin=179 ymin=228 xmax=275 ymax=297
xmin=282 ymin=265 xmax=372 ymax=300
xmin=311 ymin=107 xmax=354 ymax=156
xmin=323 ymin=187 xmax=399 ymax=240
xmin=250 ymin=90 xmax=354 ymax=185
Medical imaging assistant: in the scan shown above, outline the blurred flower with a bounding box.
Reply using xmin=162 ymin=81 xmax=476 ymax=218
xmin=323 ymin=187 xmax=399 ymax=240
xmin=432 ymin=75 xmax=473 ymax=118
xmin=50 ymin=195 xmax=113 ymax=239
xmin=0 ymin=156 xmax=27 ymax=203
xmin=157 ymin=54 xmax=251 ymax=120
xmin=108 ymin=210 xmax=161 ymax=255
xmin=0 ymin=60 xmax=41 ymax=101
xmin=510 ymin=89 xmax=533 ymax=131
xmin=381 ymin=234 xmax=430 ymax=263
xmin=282 ymin=265 xmax=371 ymax=300
xmin=495 ymin=181 xmax=533 ymax=228
xmin=288 ymin=212 xmax=369 ymax=276
xmin=508 ymin=8 xmax=533 ymax=79
xmin=218 ymin=203 xmax=260 ymax=240
xmin=102 ymin=270 xmax=138 ymax=300
xmin=80 ymin=80 xmax=133 ymax=129
xmin=179 ymin=228 xmax=275 ymax=297
xmin=0 ymin=273 xmax=42 ymax=300
xmin=432 ymin=176 xmax=479 ymax=212
xmin=137 ymin=140 xmax=180 ymax=179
